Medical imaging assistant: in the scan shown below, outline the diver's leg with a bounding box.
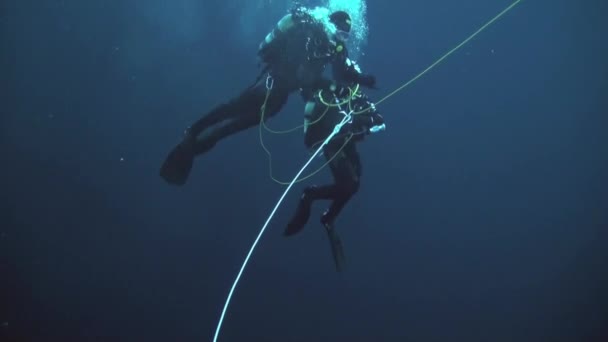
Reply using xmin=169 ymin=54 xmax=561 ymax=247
xmin=160 ymin=79 xmax=288 ymax=186
xmin=284 ymin=141 xmax=357 ymax=236
xmin=187 ymin=97 xmax=243 ymax=138
xmin=284 ymin=185 xmax=324 ymax=236
xmin=160 ymin=85 xmax=261 ymax=186
xmin=320 ymin=142 xmax=361 ymax=227
xmin=322 ymin=142 xmax=360 ymax=272
xmin=192 ymin=83 xmax=289 ymax=155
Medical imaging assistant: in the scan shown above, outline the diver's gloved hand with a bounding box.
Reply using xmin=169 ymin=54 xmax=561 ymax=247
xmin=368 ymin=113 xmax=386 ymax=133
xmin=370 ymin=112 xmax=384 ymax=126
xmin=358 ymin=74 xmax=377 ymax=89
xmin=351 ymin=113 xmax=384 ymax=134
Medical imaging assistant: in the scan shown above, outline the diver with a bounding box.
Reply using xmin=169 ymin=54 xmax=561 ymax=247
xmin=284 ymin=71 xmax=385 ymax=272
xmin=160 ymin=7 xmax=377 ymax=185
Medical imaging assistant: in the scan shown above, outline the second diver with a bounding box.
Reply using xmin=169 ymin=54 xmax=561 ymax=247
xmin=284 ymin=63 xmax=386 ymax=271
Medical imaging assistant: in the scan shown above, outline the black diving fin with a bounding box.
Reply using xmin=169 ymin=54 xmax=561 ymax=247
xmin=160 ymin=140 xmax=194 ymax=186
xmin=324 ymin=223 xmax=346 ymax=272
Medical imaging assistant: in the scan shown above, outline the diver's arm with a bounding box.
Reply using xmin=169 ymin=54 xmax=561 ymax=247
xmin=332 ymin=51 xmax=377 ymax=88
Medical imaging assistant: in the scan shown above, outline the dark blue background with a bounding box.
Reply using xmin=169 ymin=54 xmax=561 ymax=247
xmin=2 ymin=0 xmax=607 ymax=341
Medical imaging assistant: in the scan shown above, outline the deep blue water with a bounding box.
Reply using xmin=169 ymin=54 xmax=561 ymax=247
xmin=2 ymin=0 xmax=607 ymax=341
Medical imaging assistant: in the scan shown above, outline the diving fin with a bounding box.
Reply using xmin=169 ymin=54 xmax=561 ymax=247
xmin=160 ymin=140 xmax=195 ymax=186
xmin=324 ymin=223 xmax=346 ymax=272
xmin=284 ymin=187 xmax=315 ymax=237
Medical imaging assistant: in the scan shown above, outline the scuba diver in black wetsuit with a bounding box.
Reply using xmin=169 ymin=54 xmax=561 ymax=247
xmin=160 ymin=7 xmax=377 ymax=186
xmin=284 ymin=62 xmax=385 ymax=271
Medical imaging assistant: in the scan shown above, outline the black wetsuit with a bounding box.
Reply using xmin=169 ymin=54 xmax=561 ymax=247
xmin=285 ymin=81 xmax=384 ymax=236
xmin=160 ymin=7 xmax=375 ymax=185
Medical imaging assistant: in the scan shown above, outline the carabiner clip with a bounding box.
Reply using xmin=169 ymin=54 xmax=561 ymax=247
xmin=266 ymin=74 xmax=274 ymax=90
